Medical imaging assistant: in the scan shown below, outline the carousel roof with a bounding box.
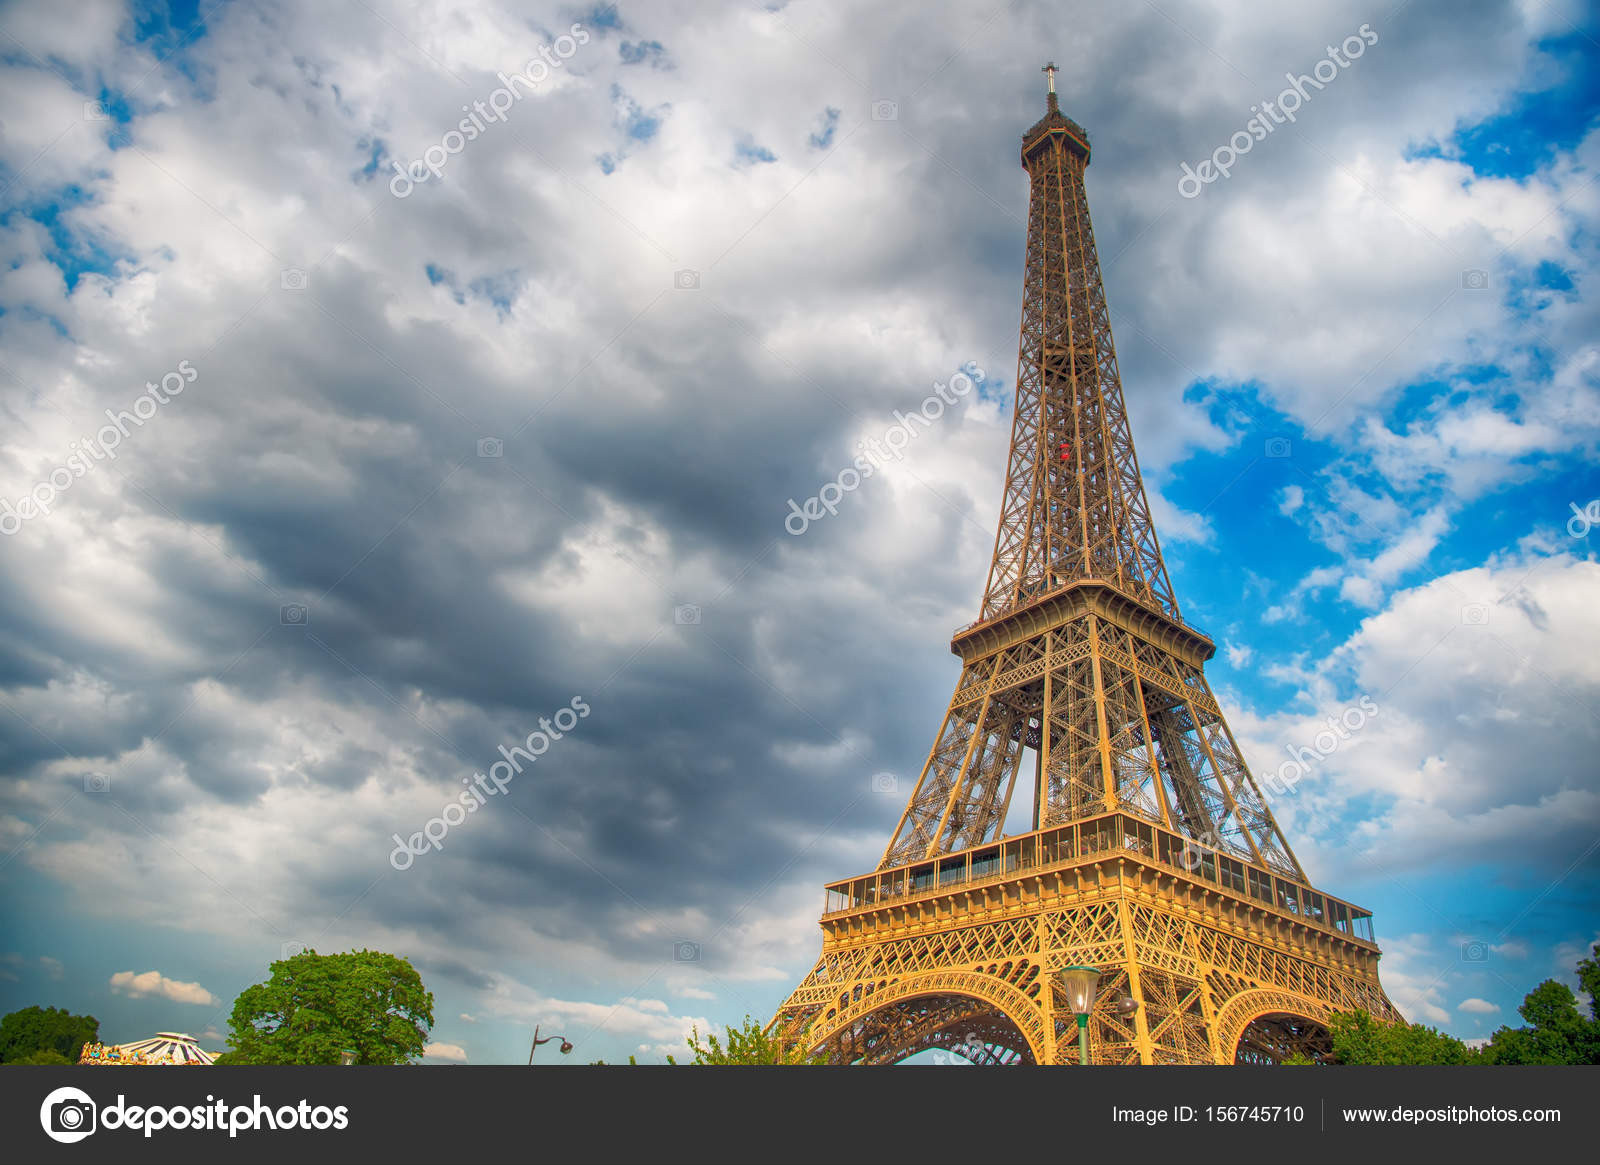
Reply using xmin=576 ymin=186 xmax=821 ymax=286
xmin=80 ymin=1032 xmax=216 ymax=1065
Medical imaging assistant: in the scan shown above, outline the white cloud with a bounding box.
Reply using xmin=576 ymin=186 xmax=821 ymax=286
xmin=1147 ymin=490 xmax=1214 ymax=546
xmin=1374 ymin=934 xmax=1455 ymax=1026
xmin=1362 ymin=345 xmax=1600 ymax=503
xmin=423 ymin=1042 xmax=468 ymax=1062
xmin=1335 ymin=507 xmax=1452 ymax=608
xmin=109 ymin=969 xmax=215 ymax=1006
xmin=477 ymin=978 xmax=714 ymax=1057
xmin=1235 ymin=552 xmax=1600 ymax=877
xmin=1458 ymin=998 xmax=1500 ymax=1014
xmin=621 ymin=996 xmax=670 ymax=1014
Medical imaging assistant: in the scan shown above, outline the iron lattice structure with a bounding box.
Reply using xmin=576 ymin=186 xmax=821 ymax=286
xmin=771 ymin=84 xmax=1399 ymax=1065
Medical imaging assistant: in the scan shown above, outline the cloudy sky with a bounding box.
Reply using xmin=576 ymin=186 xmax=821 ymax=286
xmin=0 ymin=0 xmax=1595 ymax=1063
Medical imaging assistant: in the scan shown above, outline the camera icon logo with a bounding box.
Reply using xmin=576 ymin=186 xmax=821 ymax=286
xmin=1461 ymin=940 xmax=1490 ymax=963
xmin=1461 ymin=603 xmax=1489 ymax=626
xmin=673 ymin=940 xmax=701 ymax=963
xmin=40 ymin=1086 xmax=97 ymax=1144
xmin=870 ymin=772 xmax=898 ymax=794
xmin=83 ymin=101 xmax=110 ymax=122
xmin=477 ymin=437 xmax=504 ymax=458
xmin=84 ymin=772 xmax=111 ymax=794
xmin=871 ymin=99 xmax=898 ymax=121
xmin=1264 ymin=437 xmax=1292 ymax=458
xmin=280 ymin=603 xmax=308 ymax=626
xmin=1461 ymin=269 xmax=1489 ymax=291
xmin=674 ymin=604 xmax=701 ymax=625
xmin=674 ymin=269 xmax=700 ymax=290
xmin=280 ymin=267 xmax=308 ymax=290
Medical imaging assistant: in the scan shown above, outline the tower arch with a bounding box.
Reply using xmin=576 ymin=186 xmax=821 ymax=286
xmin=1214 ymin=989 xmax=1336 ymax=1064
xmin=799 ymin=969 xmax=1051 ymax=1065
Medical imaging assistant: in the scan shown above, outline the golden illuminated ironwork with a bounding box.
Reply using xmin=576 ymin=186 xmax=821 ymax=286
xmin=770 ymin=81 xmax=1399 ymax=1065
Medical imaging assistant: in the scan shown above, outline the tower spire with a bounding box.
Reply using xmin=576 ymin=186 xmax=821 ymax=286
xmin=1041 ymin=61 xmax=1059 ymax=112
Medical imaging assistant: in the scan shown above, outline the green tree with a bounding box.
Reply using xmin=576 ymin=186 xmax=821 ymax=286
xmin=11 ymin=1048 xmax=73 ymax=1065
xmin=1578 ymin=943 xmax=1600 ymax=1021
xmin=1479 ymin=947 xmax=1600 ymax=1065
xmin=685 ymin=1016 xmax=824 ymax=1065
xmin=1325 ymin=943 xmax=1600 ymax=1065
xmin=1326 ymin=1010 xmax=1477 ymax=1064
xmin=219 ymin=949 xmax=433 ymax=1065
xmin=0 ymin=1006 xmax=99 ymax=1064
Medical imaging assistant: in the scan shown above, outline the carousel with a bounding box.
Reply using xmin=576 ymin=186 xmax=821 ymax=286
xmin=78 ymin=1031 xmax=217 ymax=1065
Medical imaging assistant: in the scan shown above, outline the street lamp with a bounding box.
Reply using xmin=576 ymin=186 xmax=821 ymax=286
xmin=528 ymin=1025 xmax=574 ymax=1064
xmin=339 ymin=1049 xmax=358 ymax=1066
xmin=1056 ymin=966 xmax=1101 ymax=1066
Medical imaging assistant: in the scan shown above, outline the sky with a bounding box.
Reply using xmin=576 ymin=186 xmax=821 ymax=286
xmin=0 ymin=0 xmax=1595 ymax=1064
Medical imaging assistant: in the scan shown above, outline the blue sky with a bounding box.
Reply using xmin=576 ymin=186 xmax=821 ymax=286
xmin=0 ymin=0 xmax=1596 ymax=1063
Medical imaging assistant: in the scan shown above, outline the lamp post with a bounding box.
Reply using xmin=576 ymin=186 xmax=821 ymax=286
xmin=1056 ymin=966 xmax=1101 ymax=1066
xmin=528 ymin=1025 xmax=574 ymax=1064
xmin=339 ymin=1049 xmax=358 ymax=1066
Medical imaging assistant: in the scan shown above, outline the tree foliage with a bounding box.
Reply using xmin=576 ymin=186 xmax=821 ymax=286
xmin=685 ymin=1016 xmax=824 ymax=1065
xmin=1327 ymin=1010 xmax=1478 ymax=1064
xmin=219 ymin=949 xmax=433 ymax=1065
xmin=1578 ymin=943 xmax=1600 ymax=1020
xmin=1326 ymin=943 xmax=1600 ymax=1065
xmin=1478 ymin=943 xmax=1600 ymax=1065
xmin=0 ymin=1006 xmax=99 ymax=1064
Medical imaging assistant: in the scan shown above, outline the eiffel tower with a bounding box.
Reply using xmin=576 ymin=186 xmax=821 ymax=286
xmin=770 ymin=71 xmax=1399 ymax=1065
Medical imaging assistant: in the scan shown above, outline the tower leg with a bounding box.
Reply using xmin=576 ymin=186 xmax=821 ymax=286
xmin=1117 ymin=895 xmax=1157 ymax=1064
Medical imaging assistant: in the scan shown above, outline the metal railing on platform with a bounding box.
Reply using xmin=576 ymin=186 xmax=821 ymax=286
xmin=823 ymin=811 xmax=1375 ymax=945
